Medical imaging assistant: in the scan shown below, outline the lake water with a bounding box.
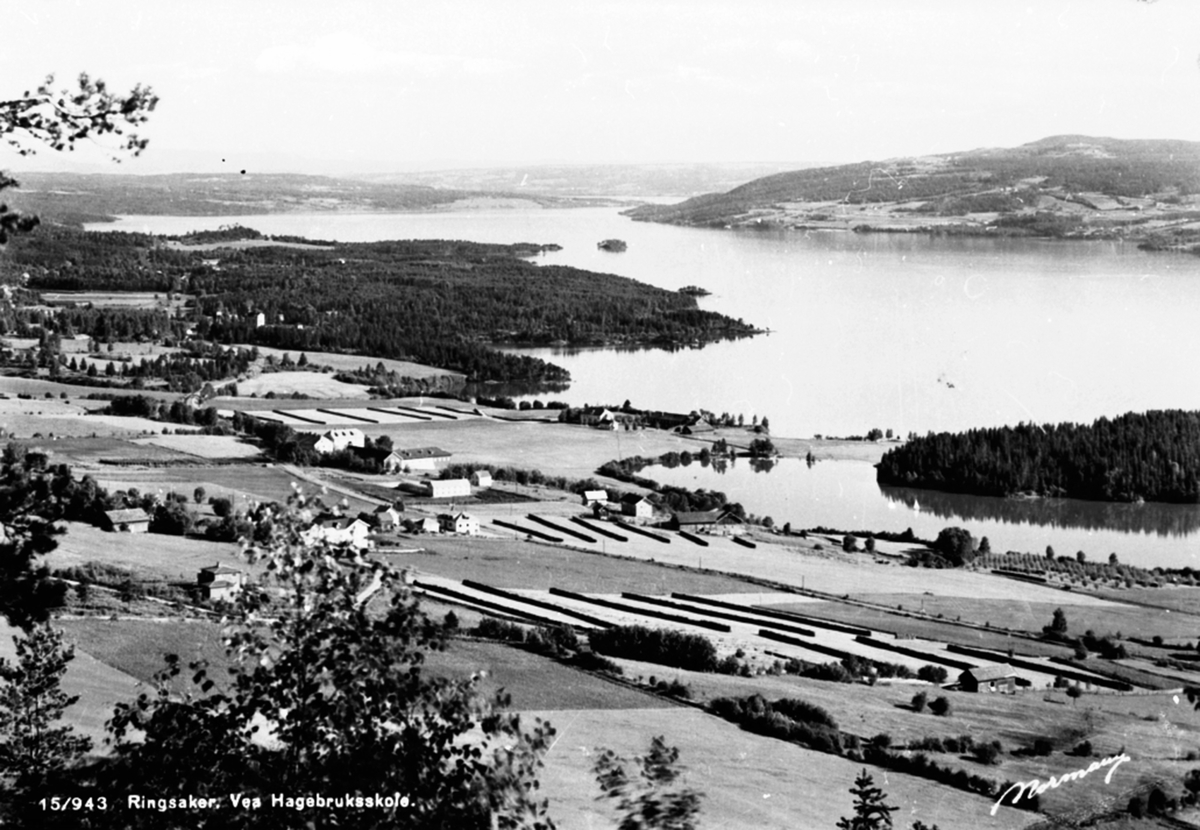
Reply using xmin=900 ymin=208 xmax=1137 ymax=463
xmin=90 ymin=209 xmax=1200 ymax=568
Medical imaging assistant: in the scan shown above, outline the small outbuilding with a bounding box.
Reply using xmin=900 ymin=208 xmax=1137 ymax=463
xmin=469 ymin=470 xmax=493 ymax=487
xmin=101 ymin=507 xmax=151 ymax=533
xmin=196 ymin=563 xmax=246 ymax=602
xmin=581 ymin=490 xmax=608 ymax=507
xmin=958 ymin=664 xmax=1019 ymax=693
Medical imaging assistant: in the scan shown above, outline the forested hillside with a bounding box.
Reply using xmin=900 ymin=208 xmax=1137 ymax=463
xmin=1 ymin=226 xmax=759 ymax=384
xmin=876 ymin=411 xmax=1200 ymax=504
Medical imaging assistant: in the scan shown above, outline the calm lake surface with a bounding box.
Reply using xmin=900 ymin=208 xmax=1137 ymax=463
xmin=91 ymin=209 xmax=1200 ymax=568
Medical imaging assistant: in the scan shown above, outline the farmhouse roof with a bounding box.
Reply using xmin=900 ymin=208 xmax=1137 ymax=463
xmin=672 ymin=510 xmax=723 ymax=526
xmin=104 ymin=507 xmax=150 ymax=524
xmin=620 ymin=493 xmax=649 ymax=505
xmin=316 ymin=515 xmax=364 ymax=530
xmin=961 ymin=664 xmax=1017 ymax=682
xmin=351 ymin=446 xmax=400 ymax=462
xmin=394 ymin=447 xmax=451 ymax=460
xmin=200 ymin=563 xmax=242 ymax=575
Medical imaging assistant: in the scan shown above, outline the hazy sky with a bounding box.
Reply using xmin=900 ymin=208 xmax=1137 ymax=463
xmin=3 ymin=0 xmax=1198 ymax=174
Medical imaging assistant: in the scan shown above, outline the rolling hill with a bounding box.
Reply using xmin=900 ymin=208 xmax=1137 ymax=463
xmin=625 ymin=135 xmax=1200 ymax=252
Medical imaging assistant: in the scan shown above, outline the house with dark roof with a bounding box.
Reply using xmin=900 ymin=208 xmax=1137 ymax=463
xmin=620 ymin=493 xmax=655 ymax=520
xmin=350 ymin=445 xmax=405 ymax=473
xmin=101 ymin=507 xmax=151 ymax=533
xmin=958 ymin=664 xmax=1019 ymax=693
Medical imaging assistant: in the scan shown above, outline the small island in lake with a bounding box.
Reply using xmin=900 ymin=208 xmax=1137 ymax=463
xmin=597 ymin=238 xmax=627 ymax=252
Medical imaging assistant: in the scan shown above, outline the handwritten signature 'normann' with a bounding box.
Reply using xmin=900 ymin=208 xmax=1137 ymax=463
xmin=991 ymin=752 xmax=1131 ymax=815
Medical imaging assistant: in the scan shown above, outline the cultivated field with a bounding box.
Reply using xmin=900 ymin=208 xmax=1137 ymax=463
xmin=380 ymin=537 xmax=762 ymax=595
xmin=530 ymin=707 xmax=1035 ymax=830
xmin=130 ymin=433 xmax=263 ymax=459
xmin=848 ymin=593 xmax=1200 ymax=641
xmin=232 ymin=371 xmax=372 ymax=399
xmin=0 ymin=397 xmax=167 ymax=438
xmin=47 ymin=523 xmax=245 ymax=583
xmin=231 ymin=345 xmax=462 ymax=380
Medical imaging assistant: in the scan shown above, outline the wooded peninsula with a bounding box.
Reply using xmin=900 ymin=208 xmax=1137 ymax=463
xmin=0 ymin=225 xmax=760 ymax=387
xmin=876 ymin=410 xmax=1200 ymax=504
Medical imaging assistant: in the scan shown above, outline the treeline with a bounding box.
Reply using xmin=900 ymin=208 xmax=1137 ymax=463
xmin=876 ymin=410 xmax=1200 ymax=503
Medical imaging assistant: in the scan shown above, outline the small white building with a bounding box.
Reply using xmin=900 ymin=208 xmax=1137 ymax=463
xmin=439 ymin=512 xmax=480 ymax=536
xmin=302 ymin=515 xmax=371 ymax=550
xmin=425 ymin=478 xmax=471 ymax=499
xmin=581 ymin=490 xmax=608 ymax=507
xmin=469 ymin=470 xmax=493 ymax=487
xmin=313 ymin=428 xmax=365 ymax=454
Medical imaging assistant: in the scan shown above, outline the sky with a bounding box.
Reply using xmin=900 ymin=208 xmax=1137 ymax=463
xmin=2 ymin=0 xmax=1199 ymax=175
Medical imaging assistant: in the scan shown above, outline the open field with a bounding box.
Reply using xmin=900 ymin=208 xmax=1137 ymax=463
xmin=0 ymin=397 xmax=168 ymax=438
xmin=1088 ymin=585 xmax=1200 ymax=615
xmin=0 ymin=619 xmax=142 ymax=749
xmin=0 ymin=377 xmax=180 ymax=400
xmin=592 ymin=656 xmax=1198 ymax=820
xmin=232 ymin=371 xmax=372 ymax=399
xmin=167 ymin=239 xmax=333 ymax=252
xmin=57 ymin=618 xmax=231 ymax=693
xmin=130 ymin=433 xmax=264 ymax=459
xmin=379 ymin=537 xmax=760 ymax=595
xmin=231 ymin=345 xmax=462 ymax=380
xmin=91 ymin=464 xmax=369 ymax=511
xmin=47 ymin=522 xmax=245 ymax=583
xmin=40 ymin=291 xmax=190 ymax=312
xmin=849 ymin=594 xmax=1200 ymax=641
xmin=530 ymin=707 xmax=1035 ymax=830
xmin=41 ymin=436 xmax=196 ymax=466
xmin=425 ymin=638 xmax=678 ymax=711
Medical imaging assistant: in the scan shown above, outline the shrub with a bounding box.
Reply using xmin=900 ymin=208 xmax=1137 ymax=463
xmin=570 ymin=651 xmax=623 ymax=675
xmin=917 ymin=664 xmax=949 ymax=684
xmin=1070 ymin=740 xmax=1093 ymax=757
xmin=972 ymin=741 xmax=1002 ymax=765
xmin=928 ymin=696 xmax=951 ymax=717
xmin=474 ymin=617 xmax=526 ymax=643
xmin=589 ymin=625 xmax=718 ymax=673
xmin=911 ymin=691 xmax=928 ymax=713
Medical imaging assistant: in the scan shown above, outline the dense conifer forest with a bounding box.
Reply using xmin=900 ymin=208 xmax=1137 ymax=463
xmin=876 ymin=411 xmax=1200 ymax=504
xmin=0 ymin=226 xmax=759 ymax=384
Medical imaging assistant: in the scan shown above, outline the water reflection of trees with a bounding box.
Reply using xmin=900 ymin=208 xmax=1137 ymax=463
xmin=879 ymin=485 xmax=1200 ymax=538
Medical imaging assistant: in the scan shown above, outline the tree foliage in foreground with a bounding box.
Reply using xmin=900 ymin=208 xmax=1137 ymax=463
xmin=2 ymin=73 xmax=157 ymax=244
xmin=91 ymin=492 xmax=557 ymax=829
xmin=593 ymin=736 xmax=703 ymax=830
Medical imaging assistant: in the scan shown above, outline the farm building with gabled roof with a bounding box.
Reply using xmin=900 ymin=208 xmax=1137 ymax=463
xmin=958 ymin=664 xmax=1019 ymax=693
xmin=101 ymin=507 xmax=151 ymax=533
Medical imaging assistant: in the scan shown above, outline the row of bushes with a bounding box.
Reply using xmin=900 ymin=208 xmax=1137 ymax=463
xmin=590 ymin=625 xmax=719 ymax=673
